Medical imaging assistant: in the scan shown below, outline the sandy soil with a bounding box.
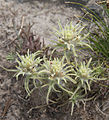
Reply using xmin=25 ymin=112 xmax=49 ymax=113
xmin=0 ymin=0 xmax=109 ymax=120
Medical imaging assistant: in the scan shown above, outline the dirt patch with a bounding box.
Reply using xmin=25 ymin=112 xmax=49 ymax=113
xmin=0 ymin=0 xmax=109 ymax=120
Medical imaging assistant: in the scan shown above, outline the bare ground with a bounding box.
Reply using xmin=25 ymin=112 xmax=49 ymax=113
xmin=0 ymin=0 xmax=109 ymax=120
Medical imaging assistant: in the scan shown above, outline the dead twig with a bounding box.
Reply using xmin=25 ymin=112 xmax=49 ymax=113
xmin=97 ymin=0 xmax=109 ymax=9
xmin=96 ymin=1 xmax=106 ymax=4
xmin=9 ymin=16 xmax=25 ymax=45
xmin=95 ymin=104 xmax=108 ymax=116
xmin=27 ymin=102 xmax=54 ymax=114
xmin=1 ymin=98 xmax=12 ymax=118
xmin=107 ymin=0 xmax=109 ymax=8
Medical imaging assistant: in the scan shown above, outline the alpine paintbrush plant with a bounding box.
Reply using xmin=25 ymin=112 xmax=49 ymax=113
xmin=69 ymin=90 xmax=85 ymax=115
xmin=71 ymin=58 xmax=106 ymax=94
xmin=39 ymin=56 xmax=77 ymax=104
xmin=68 ymin=2 xmax=109 ymax=60
xmin=53 ymin=21 xmax=92 ymax=58
xmin=15 ymin=49 xmax=42 ymax=96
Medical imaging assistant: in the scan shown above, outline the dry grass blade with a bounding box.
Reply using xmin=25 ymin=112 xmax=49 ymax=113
xmin=0 ymin=16 xmax=25 ymax=48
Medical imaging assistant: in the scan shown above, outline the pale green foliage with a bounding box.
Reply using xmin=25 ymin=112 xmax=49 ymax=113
xmin=15 ymin=50 xmax=42 ymax=96
xmin=16 ymin=50 xmax=42 ymax=78
xmin=68 ymin=58 xmax=106 ymax=115
xmin=2 ymin=19 xmax=107 ymax=117
xmin=6 ymin=52 xmax=16 ymax=61
xmin=77 ymin=58 xmax=92 ymax=92
xmin=70 ymin=90 xmax=84 ymax=115
xmin=53 ymin=21 xmax=92 ymax=57
xmin=72 ymin=58 xmax=105 ymax=93
xmin=39 ymin=56 xmax=76 ymax=104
